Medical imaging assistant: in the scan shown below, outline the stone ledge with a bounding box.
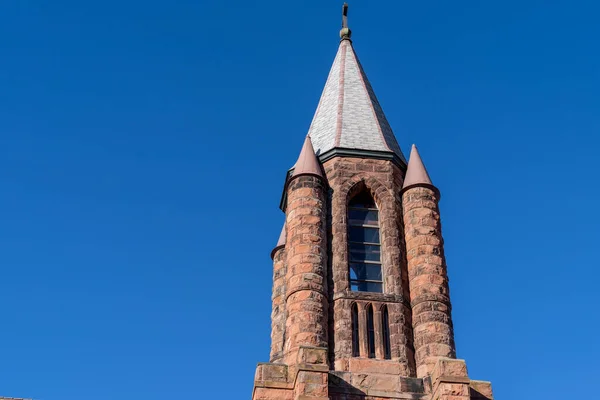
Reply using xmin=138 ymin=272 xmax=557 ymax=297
xmin=329 ymin=370 xmax=427 ymax=399
xmin=367 ymin=389 xmax=428 ymax=399
xmin=430 ymin=358 xmax=470 ymax=398
xmin=252 ymin=358 xmax=331 ymax=400
xmin=252 ymin=387 xmax=293 ymax=400
xmin=348 ymin=358 xmax=404 ymax=375
xmin=298 ymin=346 xmax=328 ymax=365
xmin=431 ymin=358 xmax=468 ymax=381
xmin=333 ymin=290 xmax=408 ymax=306
xmin=470 ymin=380 xmax=494 ymax=399
xmin=295 ymin=397 xmax=328 ymax=400
xmin=255 ymin=363 xmax=288 ymax=383
xmin=254 ymin=380 xmax=292 ymax=390
xmin=431 ymin=374 xmax=471 ymax=398
xmin=253 ymin=362 xmax=328 ymax=390
xmin=296 ymin=364 xmax=329 ymax=373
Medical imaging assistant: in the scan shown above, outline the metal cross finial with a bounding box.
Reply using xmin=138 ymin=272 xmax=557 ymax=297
xmin=342 ymin=3 xmax=349 ymax=29
xmin=340 ymin=3 xmax=352 ymax=40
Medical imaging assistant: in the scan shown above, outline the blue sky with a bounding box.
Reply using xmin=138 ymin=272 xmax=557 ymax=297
xmin=0 ymin=1 xmax=598 ymax=399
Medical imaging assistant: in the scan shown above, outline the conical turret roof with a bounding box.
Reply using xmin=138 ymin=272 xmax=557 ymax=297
xmin=403 ymin=145 xmax=433 ymax=189
xmin=292 ymin=136 xmax=324 ymax=179
xmin=307 ymin=37 xmax=406 ymax=164
xmin=276 ymin=223 xmax=286 ymax=248
xmin=271 ymin=223 xmax=286 ymax=259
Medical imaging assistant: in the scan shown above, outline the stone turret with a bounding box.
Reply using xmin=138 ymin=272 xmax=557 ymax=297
xmin=269 ymin=223 xmax=287 ymax=363
xmin=283 ymin=136 xmax=329 ymax=365
xmin=401 ymin=145 xmax=456 ymax=378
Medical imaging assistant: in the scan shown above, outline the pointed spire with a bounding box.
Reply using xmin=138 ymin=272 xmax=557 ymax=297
xmin=292 ymin=136 xmax=324 ymax=179
xmin=402 ymin=145 xmax=434 ymax=190
xmin=307 ymin=29 xmax=407 ymax=165
xmin=271 ymin=223 xmax=286 ymax=259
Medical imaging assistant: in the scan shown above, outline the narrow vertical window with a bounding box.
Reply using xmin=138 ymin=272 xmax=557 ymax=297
xmin=367 ymin=304 xmax=375 ymax=358
xmin=351 ymin=303 xmax=360 ymax=357
xmin=348 ymin=190 xmax=383 ymax=293
xmin=382 ymin=305 xmax=391 ymax=360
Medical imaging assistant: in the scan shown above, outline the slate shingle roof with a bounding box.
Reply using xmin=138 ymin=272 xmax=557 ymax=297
xmin=307 ymin=39 xmax=406 ymax=164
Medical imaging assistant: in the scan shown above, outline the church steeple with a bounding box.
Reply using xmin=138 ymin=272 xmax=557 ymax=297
xmin=253 ymin=5 xmax=495 ymax=400
xmin=307 ymin=4 xmax=407 ymax=165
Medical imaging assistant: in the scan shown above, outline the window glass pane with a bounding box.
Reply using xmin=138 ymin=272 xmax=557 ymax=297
xmin=349 ymin=227 xmax=380 ymax=243
xmin=349 ymin=244 xmax=381 ymax=262
xmin=350 ymin=281 xmax=383 ymax=293
xmin=348 ymin=209 xmax=379 ymax=226
xmin=348 ymin=190 xmax=382 ymax=294
xmin=349 ymin=264 xmax=361 ymax=280
xmin=349 ymin=191 xmax=375 ymax=208
xmin=349 ymin=263 xmax=382 ymax=281
xmin=363 ymin=281 xmax=383 ymax=293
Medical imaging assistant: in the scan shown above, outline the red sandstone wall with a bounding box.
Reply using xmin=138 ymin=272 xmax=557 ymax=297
xmin=402 ymin=185 xmax=456 ymax=378
xmin=270 ymin=247 xmax=287 ymax=362
xmin=323 ymin=157 xmax=415 ymax=376
xmin=284 ymin=175 xmax=329 ymax=364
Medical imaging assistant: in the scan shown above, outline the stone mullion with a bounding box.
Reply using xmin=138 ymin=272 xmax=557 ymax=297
xmin=358 ymin=302 xmax=369 ymax=358
xmin=374 ymin=306 xmax=384 ymax=359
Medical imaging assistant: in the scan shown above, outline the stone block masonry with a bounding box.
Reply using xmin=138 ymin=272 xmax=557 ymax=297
xmin=253 ymin=153 xmax=494 ymax=400
xmin=270 ymin=244 xmax=287 ymax=363
xmin=284 ymin=175 xmax=329 ymax=365
xmin=252 ymin=7 xmax=495 ymax=398
xmin=402 ymin=185 xmax=456 ymax=378
xmin=324 ymin=156 xmax=415 ymax=376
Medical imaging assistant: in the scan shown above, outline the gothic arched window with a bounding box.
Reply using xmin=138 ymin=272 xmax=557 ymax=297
xmin=366 ymin=304 xmax=376 ymax=358
xmin=351 ymin=303 xmax=360 ymax=357
xmin=382 ymin=305 xmax=391 ymax=360
xmin=348 ymin=190 xmax=383 ymax=293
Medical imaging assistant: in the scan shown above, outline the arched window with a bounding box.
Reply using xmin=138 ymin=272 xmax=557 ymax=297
xmin=382 ymin=305 xmax=391 ymax=360
xmin=351 ymin=303 xmax=360 ymax=357
xmin=366 ymin=304 xmax=376 ymax=358
xmin=348 ymin=190 xmax=383 ymax=293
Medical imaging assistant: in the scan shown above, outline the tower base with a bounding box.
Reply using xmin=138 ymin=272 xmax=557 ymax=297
xmin=252 ymin=351 xmax=493 ymax=400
